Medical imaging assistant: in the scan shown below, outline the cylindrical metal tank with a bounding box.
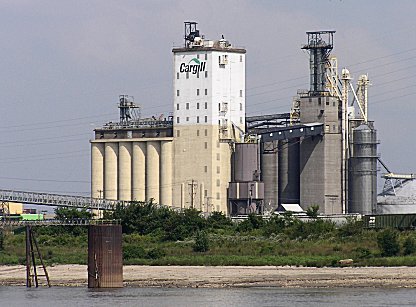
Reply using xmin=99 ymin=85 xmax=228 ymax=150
xmin=233 ymin=143 xmax=259 ymax=182
xmin=160 ymin=140 xmax=173 ymax=206
xmin=118 ymin=142 xmax=132 ymax=201
xmin=278 ymin=138 xmax=300 ymax=205
xmin=104 ymin=142 xmax=118 ymax=200
xmin=146 ymin=141 xmax=160 ymax=203
xmin=132 ymin=142 xmax=146 ymax=201
xmin=91 ymin=142 xmax=104 ymax=199
xmin=261 ymin=142 xmax=278 ymax=211
xmin=88 ymin=225 xmax=123 ymax=288
xmin=349 ymin=125 xmax=378 ymax=214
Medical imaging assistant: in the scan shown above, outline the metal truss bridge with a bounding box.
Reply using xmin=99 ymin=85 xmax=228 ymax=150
xmin=0 ymin=218 xmax=120 ymax=228
xmin=0 ymin=189 xmax=128 ymax=210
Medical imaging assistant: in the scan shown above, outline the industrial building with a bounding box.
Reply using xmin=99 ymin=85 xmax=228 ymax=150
xmin=91 ymin=23 xmax=414 ymax=216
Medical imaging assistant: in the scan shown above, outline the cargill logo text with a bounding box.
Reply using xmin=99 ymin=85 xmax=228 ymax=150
xmin=179 ymin=58 xmax=206 ymax=74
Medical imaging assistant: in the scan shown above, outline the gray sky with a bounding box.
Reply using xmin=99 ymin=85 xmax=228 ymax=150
xmin=0 ymin=0 xmax=415 ymax=196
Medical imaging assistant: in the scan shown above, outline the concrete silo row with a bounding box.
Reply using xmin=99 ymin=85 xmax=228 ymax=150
xmin=91 ymin=140 xmax=173 ymax=204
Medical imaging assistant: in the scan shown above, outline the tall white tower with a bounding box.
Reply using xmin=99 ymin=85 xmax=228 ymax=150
xmin=172 ymin=22 xmax=246 ymax=212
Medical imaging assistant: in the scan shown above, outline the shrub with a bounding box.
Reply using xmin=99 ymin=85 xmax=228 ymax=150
xmin=377 ymin=228 xmax=400 ymax=257
xmin=207 ymin=211 xmax=233 ymax=229
xmin=403 ymin=236 xmax=416 ymax=256
xmin=338 ymin=216 xmax=364 ymax=238
xmin=354 ymin=247 xmax=373 ymax=259
xmin=0 ymin=231 xmax=4 ymax=251
xmin=306 ymin=205 xmax=320 ymax=218
xmin=123 ymin=244 xmax=146 ymax=259
xmin=193 ymin=231 xmax=209 ymax=252
xmin=146 ymin=248 xmax=166 ymax=259
xmin=262 ymin=215 xmax=286 ymax=236
xmin=237 ymin=214 xmax=264 ymax=232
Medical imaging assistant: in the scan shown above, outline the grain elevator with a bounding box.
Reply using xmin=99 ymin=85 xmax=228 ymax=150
xmin=91 ymin=24 xmax=382 ymax=217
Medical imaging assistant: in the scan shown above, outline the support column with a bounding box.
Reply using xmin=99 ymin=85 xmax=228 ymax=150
xmin=132 ymin=142 xmax=146 ymax=201
xmin=160 ymin=141 xmax=173 ymax=206
xmin=146 ymin=141 xmax=160 ymax=203
xmin=104 ymin=143 xmax=118 ymax=200
xmin=91 ymin=143 xmax=104 ymax=198
xmin=118 ymin=142 xmax=132 ymax=201
xmin=88 ymin=225 xmax=123 ymax=288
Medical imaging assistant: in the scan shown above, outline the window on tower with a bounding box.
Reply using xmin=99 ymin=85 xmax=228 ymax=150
xmin=205 ymin=71 xmax=208 ymax=78
xmin=197 ymin=116 xmax=199 ymax=123
xmin=177 ymin=72 xmax=179 ymax=79
xmin=176 ymin=117 xmax=180 ymax=123
xmin=197 ymin=102 xmax=200 ymax=109
xmin=177 ymin=90 xmax=180 ymax=96
xmin=205 ymin=102 xmax=208 ymax=109
xmin=205 ymin=53 xmax=207 ymax=60
xmin=186 ymin=72 xmax=189 ymax=79
xmin=186 ymin=103 xmax=189 ymax=110
xmin=197 ymin=89 xmax=200 ymax=96
xmin=240 ymin=90 xmax=243 ymax=97
xmin=204 ymin=116 xmax=207 ymax=123
xmin=240 ymin=103 xmax=242 ymax=111
xmin=177 ymin=104 xmax=179 ymax=110
xmin=205 ymin=89 xmax=208 ymax=95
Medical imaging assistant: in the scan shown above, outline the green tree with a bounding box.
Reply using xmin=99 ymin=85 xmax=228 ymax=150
xmin=55 ymin=207 xmax=93 ymax=220
xmin=377 ymin=228 xmax=400 ymax=257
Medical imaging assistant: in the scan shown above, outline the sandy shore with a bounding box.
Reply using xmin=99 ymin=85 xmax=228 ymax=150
xmin=1 ymin=265 xmax=416 ymax=288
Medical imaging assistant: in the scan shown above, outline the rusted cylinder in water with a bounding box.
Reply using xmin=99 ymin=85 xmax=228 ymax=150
xmin=88 ymin=225 xmax=123 ymax=288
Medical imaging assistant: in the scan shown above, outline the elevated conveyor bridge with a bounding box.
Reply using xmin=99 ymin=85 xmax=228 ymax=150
xmin=0 ymin=189 xmax=127 ymax=210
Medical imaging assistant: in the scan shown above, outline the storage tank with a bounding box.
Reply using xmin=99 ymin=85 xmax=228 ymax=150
xmin=261 ymin=142 xmax=278 ymax=211
xmin=104 ymin=142 xmax=118 ymax=200
xmin=278 ymin=138 xmax=300 ymax=205
xmin=118 ymin=142 xmax=132 ymax=201
xmin=349 ymin=124 xmax=378 ymax=214
xmin=232 ymin=143 xmax=259 ymax=182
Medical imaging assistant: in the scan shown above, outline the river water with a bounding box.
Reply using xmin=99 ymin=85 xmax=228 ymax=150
xmin=0 ymin=286 xmax=415 ymax=307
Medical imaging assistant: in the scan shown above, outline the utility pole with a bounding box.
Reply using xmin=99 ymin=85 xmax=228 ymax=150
xmin=97 ymin=189 xmax=103 ymax=219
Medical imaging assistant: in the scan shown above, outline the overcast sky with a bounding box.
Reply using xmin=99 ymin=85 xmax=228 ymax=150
xmin=0 ymin=0 xmax=415 ymax=197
